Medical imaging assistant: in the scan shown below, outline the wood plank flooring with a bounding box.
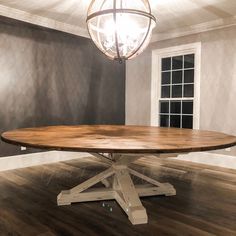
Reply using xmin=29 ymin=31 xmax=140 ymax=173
xmin=0 ymin=155 xmax=235 ymax=236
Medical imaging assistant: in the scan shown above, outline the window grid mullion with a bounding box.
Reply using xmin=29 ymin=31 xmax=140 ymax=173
xmin=160 ymin=113 xmax=193 ymax=116
xmin=181 ymin=64 xmax=184 ymax=128
xmin=162 ymin=67 xmax=194 ymax=73
xmin=162 ymin=82 xmax=194 ymax=86
xmin=169 ymin=58 xmax=173 ymax=127
xmin=160 ymin=97 xmax=194 ymax=101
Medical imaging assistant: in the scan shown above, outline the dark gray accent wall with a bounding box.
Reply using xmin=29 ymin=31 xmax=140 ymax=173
xmin=0 ymin=16 xmax=125 ymax=157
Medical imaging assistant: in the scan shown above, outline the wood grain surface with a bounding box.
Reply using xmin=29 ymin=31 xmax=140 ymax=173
xmin=1 ymin=125 xmax=236 ymax=153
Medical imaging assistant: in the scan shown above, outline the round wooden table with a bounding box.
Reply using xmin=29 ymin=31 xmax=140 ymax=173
xmin=2 ymin=125 xmax=236 ymax=225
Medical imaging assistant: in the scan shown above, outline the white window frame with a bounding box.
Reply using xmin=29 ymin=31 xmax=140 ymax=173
xmin=151 ymin=42 xmax=201 ymax=129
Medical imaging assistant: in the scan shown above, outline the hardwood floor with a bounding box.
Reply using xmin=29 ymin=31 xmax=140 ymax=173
xmin=0 ymin=155 xmax=235 ymax=236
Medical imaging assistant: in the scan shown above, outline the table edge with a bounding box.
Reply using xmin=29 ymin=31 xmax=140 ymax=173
xmin=2 ymin=134 xmax=236 ymax=154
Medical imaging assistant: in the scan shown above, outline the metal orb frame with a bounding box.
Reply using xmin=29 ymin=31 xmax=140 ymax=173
xmin=86 ymin=0 xmax=156 ymax=62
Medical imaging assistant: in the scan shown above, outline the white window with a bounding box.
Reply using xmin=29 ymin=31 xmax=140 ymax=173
xmin=151 ymin=43 xmax=201 ymax=129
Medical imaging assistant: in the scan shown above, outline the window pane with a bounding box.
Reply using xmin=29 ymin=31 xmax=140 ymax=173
xmin=160 ymin=115 xmax=169 ymax=127
xmin=184 ymin=84 xmax=194 ymax=97
xmin=182 ymin=115 xmax=193 ymax=129
xmin=184 ymin=69 xmax=194 ymax=83
xmin=170 ymin=101 xmax=181 ymax=114
xmin=170 ymin=115 xmax=181 ymax=128
xmin=160 ymin=101 xmax=169 ymax=113
xmin=172 ymin=85 xmax=182 ymax=98
xmin=162 ymin=57 xmax=171 ymax=71
xmin=182 ymin=101 xmax=193 ymax=114
xmin=172 ymin=56 xmax=183 ymax=70
xmin=161 ymin=86 xmax=170 ymax=98
xmin=172 ymin=71 xmax=182 ymax=84
xmin=184 ymin=54 xmax=194 ymax=68
xmin=162 ymin=72 xmax=171 ymax=85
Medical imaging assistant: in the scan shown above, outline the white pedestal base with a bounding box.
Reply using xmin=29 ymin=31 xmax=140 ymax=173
xmin=57 ymin=153 xmax=176 ymax=225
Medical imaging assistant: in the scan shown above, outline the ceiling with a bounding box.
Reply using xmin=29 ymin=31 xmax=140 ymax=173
xmin=0 ymin=0 xmax=235 ymax=40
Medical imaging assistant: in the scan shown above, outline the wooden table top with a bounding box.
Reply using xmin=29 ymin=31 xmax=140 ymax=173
xmin=1 ymin=125 xmax=236 ymax=154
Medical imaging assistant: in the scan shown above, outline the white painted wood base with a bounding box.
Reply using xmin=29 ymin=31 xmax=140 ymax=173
xmin=57 ymin=153 xmax=176 ymax=225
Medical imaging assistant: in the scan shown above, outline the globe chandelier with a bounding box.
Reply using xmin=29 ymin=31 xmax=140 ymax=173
xmin=86 ymin=0 xmax=156 ymax=62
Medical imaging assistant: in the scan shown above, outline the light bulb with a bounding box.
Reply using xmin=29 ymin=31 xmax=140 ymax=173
xmin=102 ymin=14 xmax=148 ymax=57
xmin=87 ymin=0 xmax=156 ymax=61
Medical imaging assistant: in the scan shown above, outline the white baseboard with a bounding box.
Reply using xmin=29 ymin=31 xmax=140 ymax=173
xmin=0 ymin=151 xmax=235 ymax=172
xmin=0 ymin=151 xmax=92 ymax=172
xmin=173 ymin=152 xmax=236 ymax=170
